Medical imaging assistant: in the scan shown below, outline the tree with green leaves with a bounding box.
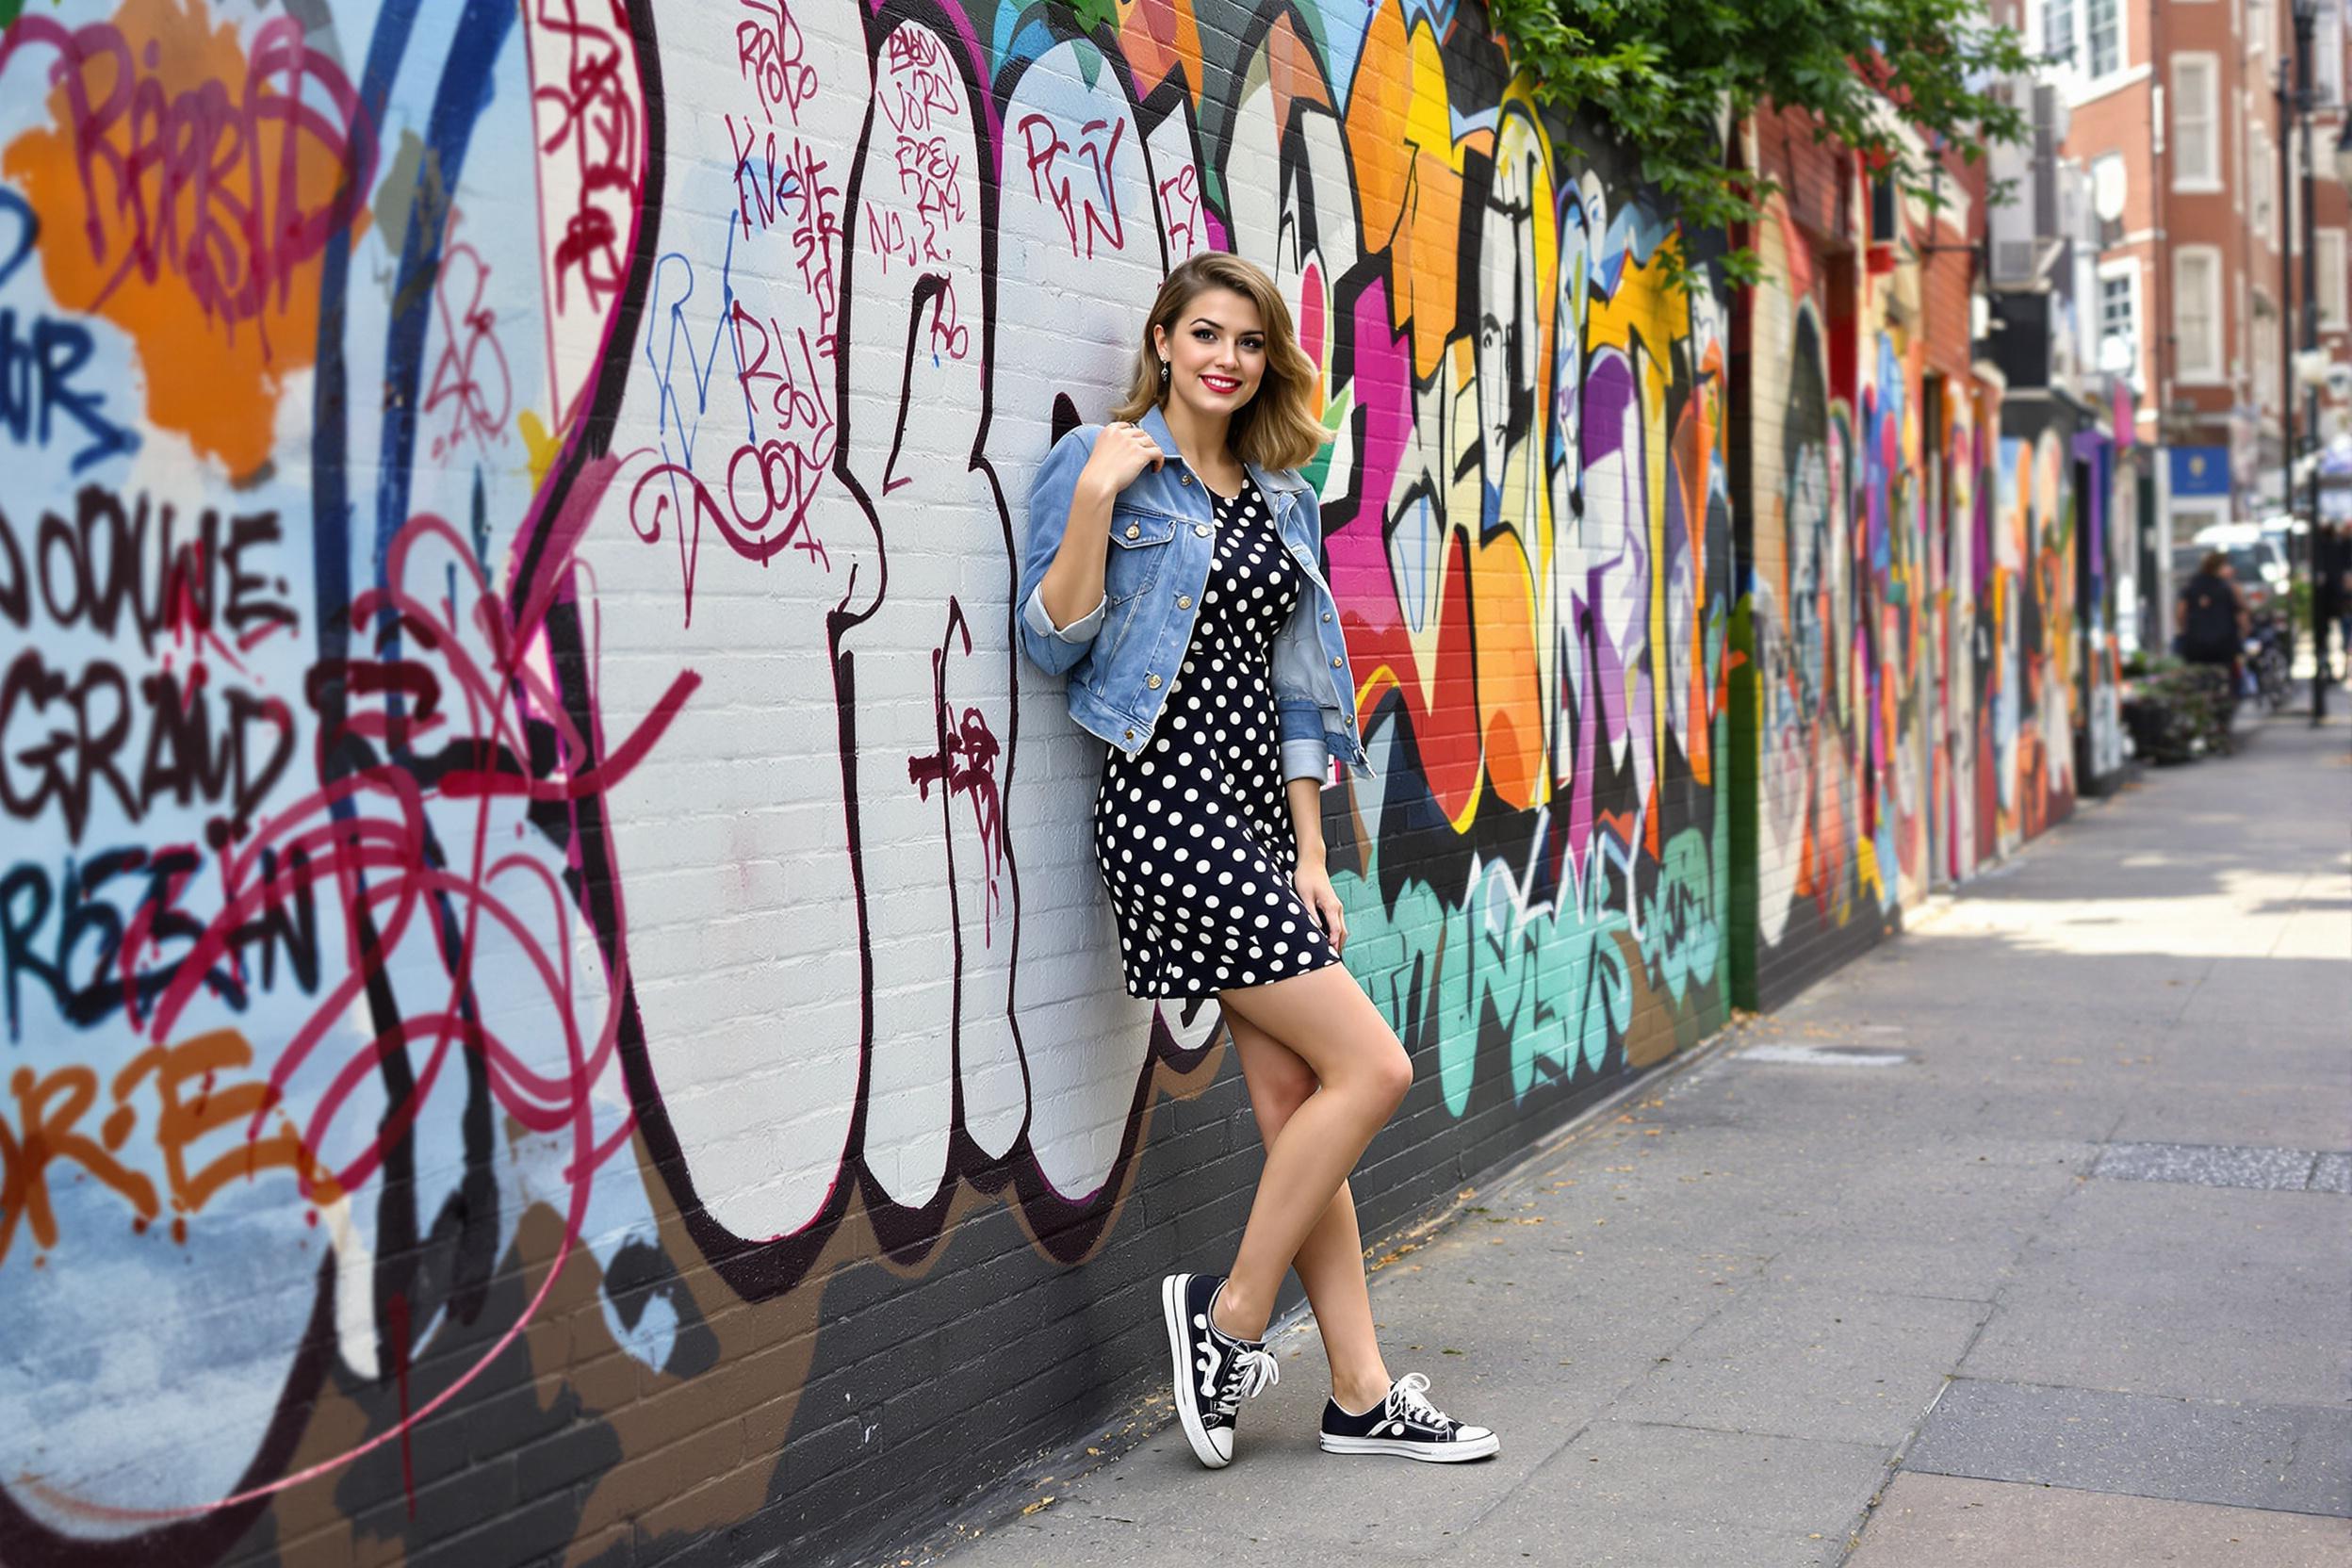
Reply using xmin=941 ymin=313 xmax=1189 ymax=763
xmin=1486 ymin=0 xmax=2040 ymax=288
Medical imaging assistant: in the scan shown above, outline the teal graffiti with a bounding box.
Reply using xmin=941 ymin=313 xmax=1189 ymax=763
xmin=1642 ymin=827 xmax=1722 ymax=1005
xmin=1332 ymin=831 xmax=1637 ymax=1118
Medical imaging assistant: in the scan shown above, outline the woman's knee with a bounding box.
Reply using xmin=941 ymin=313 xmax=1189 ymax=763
xmin=1364 ymin=1037 xmax=1413 ymax=1114
xmin=1248 ymin=1055 xmax=1317 ymax=1139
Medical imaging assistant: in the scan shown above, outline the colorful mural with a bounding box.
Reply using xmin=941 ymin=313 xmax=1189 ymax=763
xmin=1729 ymin=126 xmax=2093 ymax=1010
xmin=0 ymin=0 xmax=1728 ymax=1562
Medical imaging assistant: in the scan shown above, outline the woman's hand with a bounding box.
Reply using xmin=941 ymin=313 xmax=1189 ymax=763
xmin=1294 ymin=856 xmax=1347 ymax=953
xmin=1078 ymin=418 xmax=1165 ymax=498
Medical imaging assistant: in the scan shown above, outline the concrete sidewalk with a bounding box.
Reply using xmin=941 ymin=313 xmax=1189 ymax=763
xmin=889 ymin=716 xmax=2352 ymax=1568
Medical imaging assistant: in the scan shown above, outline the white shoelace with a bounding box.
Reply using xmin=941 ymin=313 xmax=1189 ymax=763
xmin=1211 ymin=1345 xmax=1281 ymax=1416
xmin=1384 ymin=1371 xmax=1455 ymax=1431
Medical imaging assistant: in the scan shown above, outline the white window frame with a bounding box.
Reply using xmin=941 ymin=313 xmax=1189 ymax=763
xmin=2175 ymin=244 xmax=2226 ymax=384
xmin=2172 ymin=55 xmax=2222 ymax=192
xmin=2319 ymin=228 xmax=2348 ymax=331
xmin=2319 ymin=7 xmax=2345 ymax=105
xmin=2253 ymin=130 xmax=2274 ymax=243
xmin=2035 ymin=0 xmax=2130 ymax=85
xmin=2254 ymin=289 xmax=2280 ymax=413
xmin=2098 ymin=255 xmax=2144 ymax=390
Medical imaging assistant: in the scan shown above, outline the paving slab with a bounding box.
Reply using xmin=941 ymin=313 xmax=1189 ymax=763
xmin=1903 ymin=1378 xmax=2352 ymax=1517
xmin=1441 ymin=1420 xmax=1883 ymax=1566
xmin=1848 ymin=1473 xmax=2352 ymax=1568
xmin=1607 ymin=1283 xmax=1988 ymax=1447
xmin=2093 ymin=1140 xmax=2330 ymax=1190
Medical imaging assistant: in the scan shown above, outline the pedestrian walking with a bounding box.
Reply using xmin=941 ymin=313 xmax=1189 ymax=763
xmin=2176 ymin=549 xmax=2246 ymax=672
xmin=2313 ymin=522 xmax=2348 ymax=724
xmin=1016 ymin=252 xmax=1498 ymax=1470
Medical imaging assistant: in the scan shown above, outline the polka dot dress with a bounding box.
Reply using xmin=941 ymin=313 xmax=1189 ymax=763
xmin=1092 ymin=477 xmax=1343 ymax=998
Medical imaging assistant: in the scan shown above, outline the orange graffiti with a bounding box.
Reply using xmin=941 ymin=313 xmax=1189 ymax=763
xmin=2 ymin=0 xmax=374 ymax=482
xmin=1345 ymin=5 xmax=1483 ymax=380
xmin=0 ymin=1029 xmax=332 ymax=1266
xmin=0 ymin=1063 xmax=158 ymax=1266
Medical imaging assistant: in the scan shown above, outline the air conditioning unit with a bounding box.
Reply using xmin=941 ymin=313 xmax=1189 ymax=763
xmin=2032 ymin=82 xmax=2066 ymax=240
xmin=1988 ymin=128 xmax=2042 ymax=286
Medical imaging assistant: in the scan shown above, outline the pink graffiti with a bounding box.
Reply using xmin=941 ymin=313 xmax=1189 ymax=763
xmin=531 ymin=0 xmax=640 ymax=319
xmin=906 ymin=612 xmax=1006 ymax=942
xmin=1016 ymin=112 xmax=1128 ymax=260
xmin=737 ymin=0 xmax=818 ymax=123
xmin=0 ymin=11 xmax=376 ymax=357
xmin=1159 ymin=165 xmax=1202 ymax=258
xmin=424 ymin=211 xmax=514 ymax=462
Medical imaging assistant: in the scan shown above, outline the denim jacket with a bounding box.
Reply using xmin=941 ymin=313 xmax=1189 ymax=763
xmin=1017 ymin=401 xmax=1373 ymax=782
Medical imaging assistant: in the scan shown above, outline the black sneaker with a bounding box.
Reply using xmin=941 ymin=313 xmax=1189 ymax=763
xmin=1161 ymin=1272 xmax=1280 ymax=1467
xmin=1319 ymin=1371 xmax=1498 ymax=1462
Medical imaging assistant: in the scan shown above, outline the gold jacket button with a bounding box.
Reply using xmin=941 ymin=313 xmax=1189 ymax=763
xmin=1124 ymin=523 xmax=1140 ymax=539
xmin=1124 ymin=727 xmax=1136 ymax=741
xmin=1194 ymin=524 xmax=1211 ymax=537
xmin=1147 ymin=673 xmax=1163 ymax=689
xmin=1331 ymin=656 xmax=1343 ymax=667
xmin=1177 ymin=595 xmax=1192 ymax=609
xmin=1321 ymin=611 xmax=1332 ymax=622
xmin=1180 ymin=474 xmax=1194 ymax=485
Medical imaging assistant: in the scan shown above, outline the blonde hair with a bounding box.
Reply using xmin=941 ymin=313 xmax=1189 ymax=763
xmin=1108 ymin=252 xmax=1330 ymax=472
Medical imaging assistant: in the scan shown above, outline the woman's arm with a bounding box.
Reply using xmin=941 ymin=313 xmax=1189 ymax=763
xmin=1018 ymin=424 xmax=1162 ymax=674
xmin=1287 ymin=776 xmax=1347 ymax=950
xmin=1037 ymin=470 xmax=1115 ymax=632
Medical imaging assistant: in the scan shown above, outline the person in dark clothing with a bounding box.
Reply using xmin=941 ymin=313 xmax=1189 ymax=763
xmin=2176 ymin=550 xmax=2246 ymax=669
xmin=2313 ymin=523 xmax=2348 ymax=723
xmin=2175 ymin=550 xmax=2246 ymax=743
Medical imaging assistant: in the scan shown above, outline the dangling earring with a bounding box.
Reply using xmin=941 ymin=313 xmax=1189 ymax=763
xmin=1159 ymin=359 xmax=1170 ymax=389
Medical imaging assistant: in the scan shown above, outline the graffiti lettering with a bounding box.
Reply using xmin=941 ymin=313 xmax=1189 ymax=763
xmin=0 ymin=841 xmax=318 ymax=1038
xmin=0 ymin=9 xmax=373 ymax=351
xmin=0 ymin=490 xmax=296 ymax=658
xmin=423 ymin=212 xmax=513 ymax=462
xmin=0 ymin=305 xmax=139 ymax=475
xmin=0 ymin=1028 xmax=335 ymax=1266
xmin=0 ymin=650 xmax=297 ymax=845
xmin=737 ymin=0 xmax=817 ymax=123
xmin=531 ymin=0 xmax=641 ymax=320
xmin=1016 ymin=112 xmax=1128 ymax=259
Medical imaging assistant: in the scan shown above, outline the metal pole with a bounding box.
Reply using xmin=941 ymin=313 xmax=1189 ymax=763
xmin=2281 ymin=60 xmax=2298 ymax=547
xmin=2301 ymin=9 xmax=2329 ymax=719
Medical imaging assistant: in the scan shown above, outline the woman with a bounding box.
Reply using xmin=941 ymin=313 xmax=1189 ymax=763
xmin=2174 ymin=549 xmax=2246 ymax=674
xmin=1017 ymin=253 xmax=1497 ymax=1468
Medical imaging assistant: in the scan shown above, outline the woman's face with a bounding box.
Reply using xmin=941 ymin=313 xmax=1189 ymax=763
xmin=1153 ymin=286 xmax=1266 ymax=423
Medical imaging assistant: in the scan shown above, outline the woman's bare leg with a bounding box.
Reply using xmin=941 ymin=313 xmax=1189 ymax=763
xmin=1208 ymin=963 xmax=1412 ymax=1343
xmin=1229 ymin=1009 xmax=1395 ymax=1413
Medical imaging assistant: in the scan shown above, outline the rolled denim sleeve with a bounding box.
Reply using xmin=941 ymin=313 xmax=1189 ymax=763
xmin=1021 ymin=580 xmax=1105 ymax=645
xmin=1278 ymin=701 xmax=1330 ymax=785
xmin=1015 ymin=426 xmax=1104 ymax=677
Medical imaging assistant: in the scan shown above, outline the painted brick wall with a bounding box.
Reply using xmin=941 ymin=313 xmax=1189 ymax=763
xmin=1727 ymin=106 xmax=2080 ymax=1013
xmin=0 ymin=1 xmax=1730 ymax=1564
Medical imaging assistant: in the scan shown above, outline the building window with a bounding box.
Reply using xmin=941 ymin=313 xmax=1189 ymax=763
xmin=2173 ymin=55 xmax=2221 ymax=190
xmin=2175 ymin=245 xmax=2224 ymax=382
xmin=2320 ymin=229 xmax=2348 ymax=330
xmin=2044 ymin=0 xmax=2077 ymax=61
xmin=2099 ymin=261 xmax=2141 ymax=385
xmin=2254 ymin=132 xmax=2274 ymax=242
xmin=2086 ymin=0 xmax=2122 ymax=75
xmin=2320 ymin=8 xmax=2345 ymax=105
xmin=2040 ymin=0 xmax=2125 ymax=77
xmin=2255 ymin=293 xmax=2280 ymax=412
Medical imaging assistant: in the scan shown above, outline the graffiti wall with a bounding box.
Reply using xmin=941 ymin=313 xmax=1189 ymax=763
xmin=1728 ymin=108 xmax=2093 ymax=1010
xmin=1729 ymin=124 xmax=1926 ymax=1007
xmin=0 ymin=0 xmax=1728 ymax=1562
